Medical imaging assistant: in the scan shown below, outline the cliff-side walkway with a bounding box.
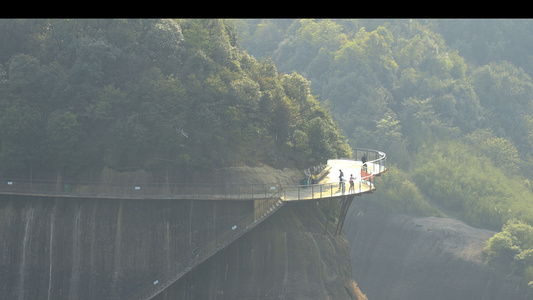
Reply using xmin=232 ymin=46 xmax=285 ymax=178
xmin=0 ymin=148 xmax=386 ymax=300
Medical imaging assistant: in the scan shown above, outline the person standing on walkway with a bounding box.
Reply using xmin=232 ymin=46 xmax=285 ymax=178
xmin=349 ymin=174 xmax=355 ymax=193
xmin=339 ymin=169 xmax=344 ymax=189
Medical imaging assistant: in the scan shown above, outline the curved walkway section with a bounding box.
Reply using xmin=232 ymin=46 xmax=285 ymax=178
xmin=282 ymin=155 xmax=386 ymax=201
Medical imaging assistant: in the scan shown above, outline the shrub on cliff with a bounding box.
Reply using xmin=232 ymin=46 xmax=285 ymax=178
xmin=484 ymin=219 xmax=533 ymax=284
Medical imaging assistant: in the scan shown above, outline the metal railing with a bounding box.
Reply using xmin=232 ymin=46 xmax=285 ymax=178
xmin=0 ymin=149 xmax=386 ymax=202
xmin=281 ymin=148 xmax=387 ymax=201
xmin=281 ymin=179 xmax=374 ymax=201
xmin=352 ymin=147 xmax=387 ymax=175
xmin=0 ymin=178 xmax=284 ymax=200
xmin=0 ymin=173 xmax=377 ymax=202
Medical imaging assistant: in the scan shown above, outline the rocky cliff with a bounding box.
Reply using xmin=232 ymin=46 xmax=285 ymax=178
xmin=344 ymin=198 xmax=532 ymax=300
xmin=0 ymin=165 xmax=366 ymax=299
xmin=160 ymin=200 xmax=366 ymax=300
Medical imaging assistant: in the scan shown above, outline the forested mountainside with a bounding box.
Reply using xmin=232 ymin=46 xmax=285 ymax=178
xmin=0 ymin=19 xmax=350 ymax=181
xmin=7 ymin=18 xmax=533 ymax=294
xmin=0 ymin=19 xmax=362 ymax=300
xmin=235 ymin=19 xmax=533 ymax=287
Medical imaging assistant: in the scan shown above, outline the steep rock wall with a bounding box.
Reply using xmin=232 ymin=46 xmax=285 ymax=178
xmin=0 ymin=165 xmax=366 ymax=299
xmin=160 ymin=201 xmax=366 ymax=300
xmin=0 ymin=195 xmax=253 ymax=299
xmin=344 ymin=199 xmax=531 ymax=300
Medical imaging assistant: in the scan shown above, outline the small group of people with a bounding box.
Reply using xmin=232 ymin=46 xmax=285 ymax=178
xmin=304 ymin=163 xmax=327 ymax=185
xmin=338 ymin=169 xmax=357 ymax=194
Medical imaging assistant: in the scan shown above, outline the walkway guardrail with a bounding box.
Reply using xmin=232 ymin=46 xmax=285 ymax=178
xmin=0 ymin=179 xmax=284 ymax=200
xmin=281 ymin=148 xmax=387 ymax=201
xmin=0 ymin=173 xmax=375 ymax=201
xmin=352 ymin=147 xmax=387 ymax=175
xmin=281 ymin=179 xmax=374 ymax=201
xmin=0 ymin=149 xmax=386 ymax=202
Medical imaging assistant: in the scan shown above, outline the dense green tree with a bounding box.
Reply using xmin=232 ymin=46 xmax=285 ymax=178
xmin=466 ymin=129 xmax=521 ymax=172
xmin=373 ymin=165 xmax=437 ymax=215
xmin=0 ymin=19 xmax=351 ymax=178
xmin=0 ymin=102 xmax=44 ymax=175
xmin=413 ymin=140 xmax=533 ymax=229
xmin=470 ymin=62 xmax=533 ymax=150
xmin=0 ymin=19 xmax=45 ymax=63
xmin=45 ymin=111 xmax=81 ymax=176
xmin=143 ymin=19 xmax=184 ymax=74
xmin=247 ymin=19 xmax=286 ymax=58
xmin=484 ymin=219 xmax=533 ymax=282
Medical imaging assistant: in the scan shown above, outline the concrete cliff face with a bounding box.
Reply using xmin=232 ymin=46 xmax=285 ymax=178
xmin=160 ymin=201 xmax=365 ymax=300
xmin=0 ymin=165 xmax=365 ymax=299
xmin=0 ymin=195 xmax=253 ymax=299
xmin=344 ymin=199 xmax=531 ymax=300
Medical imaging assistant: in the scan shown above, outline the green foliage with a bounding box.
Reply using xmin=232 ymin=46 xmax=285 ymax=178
xmin=413 ymin=140 xmax=533 ymax=229
xmin=45 ymin=111 xmax=81 ymax=175
xmin=0 ymin=102 xmax=44 ymax=174
xmin=484 ymin=219 xmax=533 ymax=283
xmin=374 ymin=165 xmax=438 ymax=216
xmin=465 ymin=129 xmax=521 ymax=172
xmin=9 ymin=17 xmax=533 ymax=284
xmin=0 ymin=19 xmax=350 ymax=179
xmin=232 ymin=18 xmax=533 ymax=285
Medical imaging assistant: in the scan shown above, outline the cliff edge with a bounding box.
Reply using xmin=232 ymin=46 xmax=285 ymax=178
xmin=160 ymin=164 xmax=367 ymax=299
xmin=0 ymin=164 xmax=367 ymax=300
xmin=344 ymin=199 xmax=530 ymax=300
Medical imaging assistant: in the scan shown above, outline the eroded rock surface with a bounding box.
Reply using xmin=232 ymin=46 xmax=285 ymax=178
xmin=345 ymin=199 xmax=530 ymax=300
